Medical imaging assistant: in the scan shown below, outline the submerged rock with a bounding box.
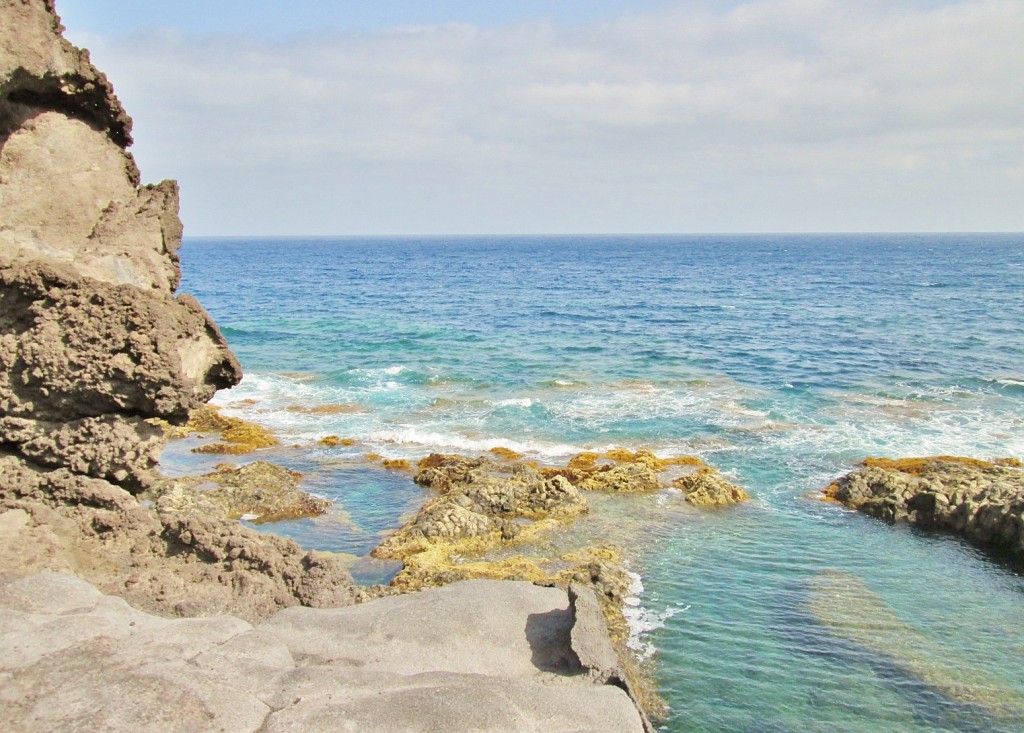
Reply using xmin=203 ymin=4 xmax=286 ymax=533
xmin=807 ymin=569 xmax=1024 ymax=719
xmin=151 ymin=460 xmax=331 ymax=523
xmin=823 ymin=456 xmax=1024 ymax=562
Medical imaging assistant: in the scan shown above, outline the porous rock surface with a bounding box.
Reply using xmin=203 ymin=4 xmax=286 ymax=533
xmin=824 ymin=457 xmax=1024 ymax=562
xmin=380 ymin=453 xmax=587 ymax=554
xmin=674 ymin=470 xmax=751 ymax=507
xmin=150 ymin=460 xmax=331 ymax=524
xmin=0 ymin=572 xmax=647 ymax=733
xmin=0 ymin=0 xmax=356 ymax=619
xmin=1 ymin=0 xmax=241 ymax=490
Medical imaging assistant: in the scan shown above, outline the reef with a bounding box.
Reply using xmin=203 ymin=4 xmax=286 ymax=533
xmin=808 ymin=569 xmax=1024 ymax=721
xmin=374 ymin=451 xmax=749 ymax=601
xmin=369 ymin=449 xmax=751 ymax=720
xmin=161 ymin=403 xmax=280 ymax=455
xmin=824 ymin=456 xmax=1024 ymax=563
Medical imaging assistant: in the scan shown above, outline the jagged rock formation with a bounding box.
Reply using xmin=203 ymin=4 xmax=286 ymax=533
xmin=674 ymin=469 xmax=751 ymax=507
xmin=0 ymin=0 xmax=357 ymax=618
xmin=0 ymin=572 xmax=648 ymax=733
xmin=824 ymin=456 xmax=1024 ymax=563
xmin=1 ymin=0 xmax=240 ymax=490
xmin=385 ymin=453 xmax=588 ymax=552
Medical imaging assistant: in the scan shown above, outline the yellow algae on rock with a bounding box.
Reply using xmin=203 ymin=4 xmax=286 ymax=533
xmin=673 ymin=469 xmax=750 ymax=507
xmin=382 ymin=458 xmax=412 ymax=471
xmin=489 ymin=446 xmax=525 ymax=461
xmin=165 ymin=404 xmax=279 ymax=455
xmin=545 ymin=449 xmax=707 ymax=491
xmin=286 ymin=403 xmax=366 ymax=415
xmin=364 ymin=452 xmax=382 ymax=462
xmin=578 ymin=463 xmax=663 ymax=494
xmin=569 ymin=451 xmax=601 ymax=468
xmin=602 ymin=448 xmax=705 ymax=471
xmin=150 ymin=460 xmax=330 ymax=523
xmin=316 ymin=435 xmax=352 ymax=447
xmin=861 ymin=455 xmax=1002 ymax=476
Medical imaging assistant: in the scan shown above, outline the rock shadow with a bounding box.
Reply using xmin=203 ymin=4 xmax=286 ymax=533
xmin=525 ymin=607 xmax=584 ymax=675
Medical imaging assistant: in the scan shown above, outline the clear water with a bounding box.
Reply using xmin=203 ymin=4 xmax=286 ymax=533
xmin=173 ymin=234 xmax=1024 ymax=732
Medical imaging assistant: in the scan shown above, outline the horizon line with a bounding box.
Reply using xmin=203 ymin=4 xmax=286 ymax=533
xmin=182 ymin=230 xmax=1024 ymax=239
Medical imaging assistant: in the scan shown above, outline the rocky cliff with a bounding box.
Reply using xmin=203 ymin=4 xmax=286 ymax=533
xmin=0 ymin=0 xmax=356 ymax=618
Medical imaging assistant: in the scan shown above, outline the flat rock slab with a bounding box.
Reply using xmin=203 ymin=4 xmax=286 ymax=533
xmin=0 ymin=572 xmax=644 ymax=733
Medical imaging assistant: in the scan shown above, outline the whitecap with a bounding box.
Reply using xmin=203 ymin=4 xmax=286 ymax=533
xmin=623 ymin=570 xmax=688 ymax=661
xmin=364 ymin=426 xmax=583 ymax=458
xmin=492 ymin=398 xmax=533 ymax=408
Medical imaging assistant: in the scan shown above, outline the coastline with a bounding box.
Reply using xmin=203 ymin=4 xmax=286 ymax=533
xmin=3 ymin=2 xmax=1024 ymax=731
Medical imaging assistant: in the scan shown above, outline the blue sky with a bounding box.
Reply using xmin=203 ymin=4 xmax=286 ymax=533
xmin=58 ymin=1 xmax=681 ymax=36
xmin=54 ymin=1 xmax=1024 ymax=235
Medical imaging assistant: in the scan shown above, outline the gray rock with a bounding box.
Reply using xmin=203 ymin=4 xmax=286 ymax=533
xmin=1 ymin=572 xmax=646 ymax=733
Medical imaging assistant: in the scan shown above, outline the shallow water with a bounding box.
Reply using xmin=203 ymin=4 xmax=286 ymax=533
xmin=173 ymin=234 xmax=1024 ymax=731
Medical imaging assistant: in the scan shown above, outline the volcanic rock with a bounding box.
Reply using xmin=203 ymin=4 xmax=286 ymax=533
xmin=0 ymin=0 xmax=354 ymax=618
xmin=824 ymin=456 xmax=1024 ymax=562
xmin=674 ymin=469 xmax=751 ymax=507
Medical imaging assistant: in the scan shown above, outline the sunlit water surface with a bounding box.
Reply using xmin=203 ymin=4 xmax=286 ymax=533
xmin=169 ymin=235 xmax=1024 ymax=732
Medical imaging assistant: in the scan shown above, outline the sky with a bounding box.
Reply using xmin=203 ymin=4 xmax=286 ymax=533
xmin=55 ymin=0 xmax=1024 ymax=236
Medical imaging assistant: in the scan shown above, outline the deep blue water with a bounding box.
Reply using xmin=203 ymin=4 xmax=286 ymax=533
xmin=171 ymin=234 xmax=1024 ymax=732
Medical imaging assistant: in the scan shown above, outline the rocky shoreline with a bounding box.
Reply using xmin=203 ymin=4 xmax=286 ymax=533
xmin=824 ymin=456 xmax=1024 ymax=564
xmin=0 ymin=3 xmax=656 ymax=730
xmin=0 ymin=572 xmax=648 ymax=732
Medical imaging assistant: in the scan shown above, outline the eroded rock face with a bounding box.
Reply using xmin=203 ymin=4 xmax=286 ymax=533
xmin=0 ymin=0 xmax=240 ymax=490
xmin=0 ymin=455 xmax=355 ymax=622
xmin=824 ymin=457 xmax=1024 ymax=563
xmin=0 ymin=0 xmax=354 ymax=619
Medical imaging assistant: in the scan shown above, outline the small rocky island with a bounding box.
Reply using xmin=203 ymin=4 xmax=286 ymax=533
xmin=0 ymin=3 xmax=651 ymax=730
xmin=824 ymin=456 xmax=1024 ymax=563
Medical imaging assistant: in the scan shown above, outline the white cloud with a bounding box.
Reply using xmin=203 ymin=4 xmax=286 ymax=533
xmin=80 ymin=0 xmax=1024 ymax=234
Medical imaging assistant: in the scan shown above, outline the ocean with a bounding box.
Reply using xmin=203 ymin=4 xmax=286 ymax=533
xmin=167 ymin=234 xmax=1024 ymax=732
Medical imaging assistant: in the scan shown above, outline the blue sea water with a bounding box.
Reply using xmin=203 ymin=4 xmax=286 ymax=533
xmin=171 ymin=234 xmax=1024 ymax=732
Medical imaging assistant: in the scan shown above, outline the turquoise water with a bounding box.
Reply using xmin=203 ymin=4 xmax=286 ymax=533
xmin=174 ymin=234 xmax=1024 ymax=731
